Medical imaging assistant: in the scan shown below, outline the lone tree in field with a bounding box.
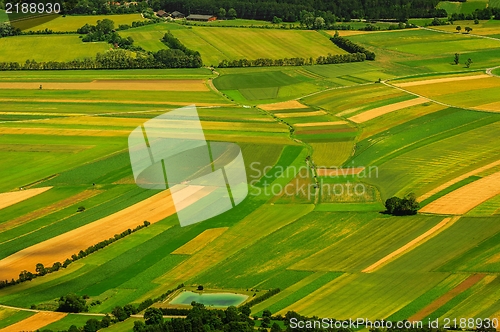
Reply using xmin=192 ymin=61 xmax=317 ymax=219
xmin=454 ymin=53 xmax=460 ymax=65
xmin=465 ymin=58 xmax=473 ymax=68
xmin=465 ymin=26 xmax=472 ymax=33
xmin=384 ymin=193 xmax=419 ymax=216
xmin=456 ymin=25 xmax=462 ymax=33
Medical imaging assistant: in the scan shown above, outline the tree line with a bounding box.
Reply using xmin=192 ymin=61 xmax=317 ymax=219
xmin=0 ymin=221 xmax=151 ymax=289
xmin=331 ymin=34 xmax=376 ymax=60
xmin=153 ymin=0 xmax=446 ymax=22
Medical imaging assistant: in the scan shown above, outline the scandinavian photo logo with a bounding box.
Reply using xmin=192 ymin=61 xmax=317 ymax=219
xmin=128 ymin=105 xmax=248 ymax=227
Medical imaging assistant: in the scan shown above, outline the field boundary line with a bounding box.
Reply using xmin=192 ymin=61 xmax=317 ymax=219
xmin=0 ymin=303 xmax=185 ymax=318
xmin=418 ymin=159 xmax=500 ymax=201
xmin=407 ymin=273 xmax=488 ymax=322
xmin=419 ymin=26 xmax=500 ymax=42
xmin=486 ymin=65 xmax=500 ymax=78
xmin=362 ymin=216 xmax=461 ymax=273
xmin=297 ymin=82 xmax=374 ymax=100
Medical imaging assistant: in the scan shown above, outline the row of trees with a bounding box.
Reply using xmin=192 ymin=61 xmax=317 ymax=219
xmin=217 ymin=53 xmax=367 ymax=68
xmin=0 ymin=221 xmax=151 ymax=289
xmin=331 ymin=35 xmax=376 ymax=60
xmin=154 ymin=0 xmax=446 ymax=22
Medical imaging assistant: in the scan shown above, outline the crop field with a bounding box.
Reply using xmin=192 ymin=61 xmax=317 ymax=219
xmin=169 ymin=27 xmax=346 ymax=65
xmin=23 ymin=14 xmax=145 ymax=32
xmin=0 ymin=35 xmax=110 ymax=63
xmin=2 ymin=9 xmax=500 ymax=332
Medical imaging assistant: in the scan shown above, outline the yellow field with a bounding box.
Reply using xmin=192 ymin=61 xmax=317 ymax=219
xmin=295 ymin=121 xmax=348 ymax=127
xmin=275 ymin=110 xmax=327 ymax=118
xmin=420 ymin=171 xmax=500 ymax=215
xmin=348 ymin=97 xmax=429 ymax=123
xmin=0 ymin=187 xmax=52 ymax=211
xmin=0 ymin=80 xmax=209 ymax=92
xmin=0 ymin=311 xmax=66 ymax=332
xmin=0 ymin=186 xmax=212 ymax=281
xmin=394 ymin=74 xmax=491 ymax=88
xmin=418 ymin=159 xmax=500 ymax=201
xmin=172 ymin=228 xmax=228 ymax=255
xmin=259 ymin=100 xmax=309 ymax=111
xmin=362 ymin=216 xmax=460 ymax=273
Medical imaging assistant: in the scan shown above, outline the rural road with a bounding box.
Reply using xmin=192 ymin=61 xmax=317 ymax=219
xmin=0 ymin=303 xmax=186 ymax=319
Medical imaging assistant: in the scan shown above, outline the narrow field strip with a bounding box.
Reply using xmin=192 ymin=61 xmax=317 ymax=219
xmin=420 ymin=171 xmax=500 ymax=215
xmin=251 ymin=271 xmax=331 ymax=314
xmin=275 ymin=110 xmax=327 ymax=118
xmin=408 ymin=274 xmax=486 ymax=322
xmin=362 ymin=216 xmax=460 ymax=273
xmin=348 ymin=97 xmax=428 ymax=123
xmin=418 ymin=159 xmax=500 ymax=201
xmin=259 ymin=100 xmax=309 ymax=111
xmin=0 ymin=98 xmax=229 ymax=107
xmin=0 ymin=187 xmax=52 ymax=211
xmin=172 ymin=227 xmax=228 ymax=255
xmin=0 ymin=190 xmax=102 ymax=233
xmin=0 ymin=80 xmax=209 ymax=91
xmin=0 ymin=185 xmax=213 ymax=281
xmin=317 ymin=167 xmax=365 ymax=177
xmin=294 ymin=121 xmax=348 ymax=127
xmin=394 ymin=74 xmax=491 ymax=87
xmin=0 ymin=127 xmax=131 ymax=137
xmin=0 ymin=311 xmax=67 ymax=332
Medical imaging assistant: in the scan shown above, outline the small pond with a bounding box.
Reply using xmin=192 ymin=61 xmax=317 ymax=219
xmin=170 ymin=291 xmax=248 ymax=307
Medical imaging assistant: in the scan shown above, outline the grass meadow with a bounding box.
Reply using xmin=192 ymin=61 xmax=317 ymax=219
xmin=0 ymin=35 xmax=110 ymax=63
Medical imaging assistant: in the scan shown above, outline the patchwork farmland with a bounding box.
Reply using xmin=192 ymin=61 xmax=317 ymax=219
xmin=1 ymin=4 xmax=500 ymax=331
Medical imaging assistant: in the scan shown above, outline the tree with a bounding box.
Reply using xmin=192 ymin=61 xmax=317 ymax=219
xmin=456 ymin=25 xmax=462 ymax=33
xmin=228 ymin=8 xmax=237 ymax=19
xmin=218 ymin=7 xmax=226 ymax=19
xmin=465 ymin=58 xmax=473 ymax=68
xmin=261 ymin=316 xmax=271 ymax=328
xmin=262 ymin=310 xmax=272 ymax=318
xmin=96 ymin=19 xmax=115 ymax=34
xmin=144 ymin=307 xmax=163 ymax=325
xmin=57 ymin=293 xmax=88 ymax=313
xmin=474 ymin=19 xmax=479 ymax=24
xmin=272 ymin=16 xmax=283 ymax=24
xmin=314 ymin=16 xmax=325 ymax=29
xmin=35 ymin=263 xmax=46 ymax=276
xmin=197 ymin=285 xmax=204 ymax=290
xmin=385 ymin=197 xmax=402 ymax=214
xmin=83 ymin=318 xmax=101 ymax=332
xmin=239 ymin=305 xmax=251 ymax=317
xmin=465 ymin=26 xmax=472 ymax=33
xmin=454 ymin=53 xmax=460 ymax=65
xmin=271 ymin=322 xmax=282 ymax=332
xmin=112 ymin=306 xmax=128 ymax=321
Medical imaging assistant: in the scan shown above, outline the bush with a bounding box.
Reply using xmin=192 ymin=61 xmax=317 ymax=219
xmin=57 ymin=293 xmax=88 ymax=313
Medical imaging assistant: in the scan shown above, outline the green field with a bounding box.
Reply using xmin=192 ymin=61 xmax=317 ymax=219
xmin=170 ymin=27 xmax=346 ymax=66
xmin=0 ymin=35 xmax=110 ymax=62
xmin=25 ymin=14 xmax=145 ymax=32
xmin=2 ymin=12 xmax=500 ymax=332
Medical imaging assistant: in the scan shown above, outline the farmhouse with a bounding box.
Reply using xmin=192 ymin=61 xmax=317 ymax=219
xmin=171 ymin=11 xmax=185 ymax=19
xmin=187 ymin=14 xmax=217 ymax=21
xmin=156 ymin=10 xmax=169 ymax=18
